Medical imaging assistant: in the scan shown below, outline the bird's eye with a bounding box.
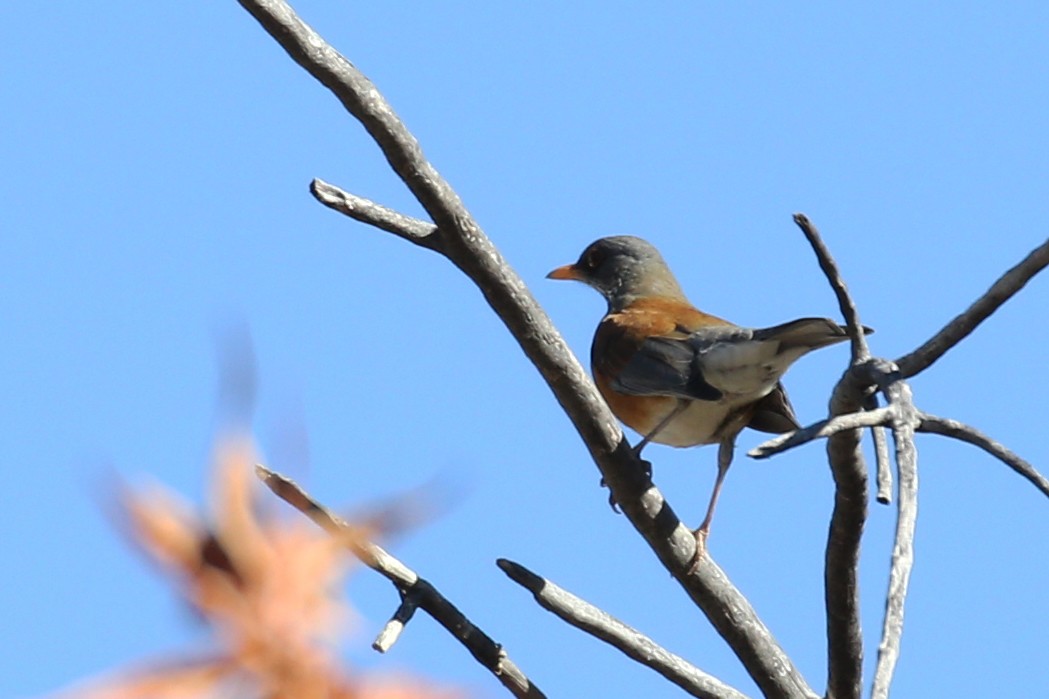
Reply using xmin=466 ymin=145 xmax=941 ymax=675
xmin=583 ymin=250 xmax=601 ymax=270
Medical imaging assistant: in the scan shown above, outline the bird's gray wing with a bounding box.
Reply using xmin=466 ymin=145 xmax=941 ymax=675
xmin=610 ymin=326 xmax=754 ymax=401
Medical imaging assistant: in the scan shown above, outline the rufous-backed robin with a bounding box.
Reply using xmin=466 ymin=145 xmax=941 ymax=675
xmin=548 ymin=235 xmax=864 ymax=553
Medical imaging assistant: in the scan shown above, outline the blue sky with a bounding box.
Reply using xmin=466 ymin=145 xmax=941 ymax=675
xmin=4 ymin=2 xmax=1048 ymax=697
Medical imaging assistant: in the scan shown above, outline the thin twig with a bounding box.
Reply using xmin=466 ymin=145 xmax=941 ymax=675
xmin=373 ymin=591 xmax=419 ymax=653
xmin=867 ymin=393 xmax=893 ymax=505
xmin=236 ymin=3 xmax=817 ymax=697
xmin=792 ymin=214 xmax=871 ymax=363
xmin=895 ymin=237 xmax=1049 ymax=379
xmin=748 ymin=407 xmax=894 ymax=459
xmin=871 ymin=380 xmax=920 ymax=699
xmin=310 ymin=179 xmax=440 ymax=249
xmin=255 ymin=465 xmax=545 ymax=699
xmin=497 ymin=559 xmax=750 ymax=699
xmin=917 ymin=413 xmax=1049 ymax=499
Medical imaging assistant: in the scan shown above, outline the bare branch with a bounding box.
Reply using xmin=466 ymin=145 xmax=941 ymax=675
xmin=748 ymin=406 xmax=894 ymax=459
xmin=867 ymin=393 xmax=893 ymax=505
xmin=789 ymin=216 xmax=879 ymax=699
xmin=236 ymin=0 xmax=471 ymax=241
xmin=254 ymin=465 xmax=546 ymax=699
xmin=818 ymin=358 xmax=907 ymax=699
xmin=895 ymin=237 xmax=1049 ymax=379
xmin=917 ymin=413 xmax=1049 ymax=499
xmin=871 ymin=381 xmax=920 ymax=699
xmin=497 ymin=559 xmax=751 ymax=699
xmin=792 ymin=213 xmax=871 ymax=363
xmin=609 ymin=477 xmax=819 ymax=699
xmin=310 ymin=179 xmax=440 ymax=249
xmin=823 ymin=368 xmax=871 ymax=699
xmin=234 ymin=0 xmax=610 ymax=506
xmin=237 ymin=3 xmax=817 ymax=696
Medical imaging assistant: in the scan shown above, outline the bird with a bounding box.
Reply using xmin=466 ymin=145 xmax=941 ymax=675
xmin=548 ymin=235 xmax=866 ymax=559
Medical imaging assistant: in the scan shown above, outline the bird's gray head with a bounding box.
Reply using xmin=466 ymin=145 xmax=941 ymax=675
xmin=547 ymin=236 xmax=687 ymax=311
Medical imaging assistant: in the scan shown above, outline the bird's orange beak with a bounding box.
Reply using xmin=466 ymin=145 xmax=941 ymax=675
xmin=546 ymin=263 xmax=585 ymax=281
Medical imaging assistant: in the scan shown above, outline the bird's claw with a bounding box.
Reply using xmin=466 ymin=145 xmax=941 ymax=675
xmin=688 ymin=527 xmax=709 ymax=574
xmin=599 ymin=477 xmax=622 ymax=513
xmin=600 ymin=449 xmax=652 ymax=513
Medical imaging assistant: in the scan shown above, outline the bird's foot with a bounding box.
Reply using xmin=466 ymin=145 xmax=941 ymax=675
xmin=599 ymin=477 xmax=622 ymax=513
xmin=687 ymin=527 xmax=709 ymax=574
xmin=601 ymin=447 xmax=652 ymax=513
xmin=628 ymin=446 xmax=653 ymax=479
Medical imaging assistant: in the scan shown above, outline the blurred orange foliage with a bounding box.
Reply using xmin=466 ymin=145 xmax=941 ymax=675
xmin=51 ymin=433 xmax=462 ymax=699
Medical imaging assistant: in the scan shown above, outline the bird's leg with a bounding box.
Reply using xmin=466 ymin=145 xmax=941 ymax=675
xmin=689 ymin=435 xmax=736 ymax=572
xmin=605 ymin=400 xmax=689 ymax=513
xmin=632 ymin=399 xmax=689 ymax=463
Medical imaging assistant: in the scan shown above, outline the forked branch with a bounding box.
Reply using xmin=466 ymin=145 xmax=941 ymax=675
xmin=238 ymin=2 xmax=817 ymax=697
xmin=236 ymin=4 xmax=1047 ymax=699
xmin=255 ymin=466 xmax=545 ymax=699
xmin=749 ymin=401 xmax=1049 ymax=502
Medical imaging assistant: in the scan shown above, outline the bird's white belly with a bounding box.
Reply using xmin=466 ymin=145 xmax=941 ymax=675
xmin=651 ymin=392 xmax=766 ymax=448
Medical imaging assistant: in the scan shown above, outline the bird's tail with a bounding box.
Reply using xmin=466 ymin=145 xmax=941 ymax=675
xmin=754 ymin=317 xmax=873 ymax=351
